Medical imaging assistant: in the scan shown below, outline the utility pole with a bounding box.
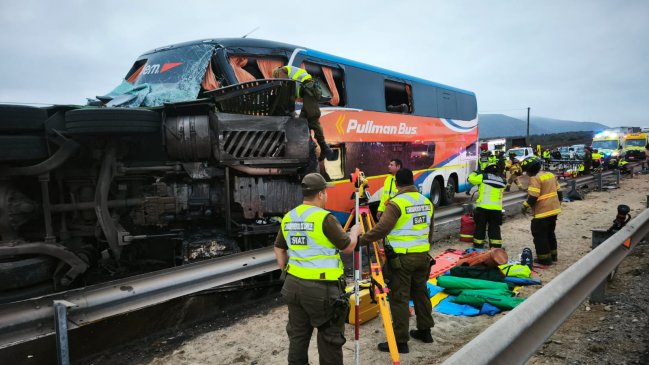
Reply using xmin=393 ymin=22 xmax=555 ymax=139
xmin=526 ymin=107 xmax=531 ymax=146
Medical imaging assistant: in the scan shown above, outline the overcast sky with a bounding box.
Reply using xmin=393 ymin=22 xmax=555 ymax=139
xmin=1 ymin=0 xmax=647 ymax=127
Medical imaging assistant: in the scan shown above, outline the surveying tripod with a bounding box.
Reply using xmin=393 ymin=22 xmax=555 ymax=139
xmin=342 ymin=169 xmax=400 ymax=365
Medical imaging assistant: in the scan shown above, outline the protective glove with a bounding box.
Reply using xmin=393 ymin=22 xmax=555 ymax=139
xmin=521 ymin=201 xmax=530 ymax=215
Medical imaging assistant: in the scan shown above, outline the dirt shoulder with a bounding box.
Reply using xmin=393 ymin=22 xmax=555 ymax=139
xmin=131 ymin=174 xmax=649 ymax=365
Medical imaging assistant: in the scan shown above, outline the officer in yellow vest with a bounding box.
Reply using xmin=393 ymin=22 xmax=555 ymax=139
xmin=521 ymin=156 xmax=563 ymax=265
xmin=273 ymin=66 xmax=336 ymax=160
xmin=274 ymin=173 xmax=361 ymax=365
xmin=468 ymin=159 xmax=506 ymax=248
xmin=377 ymin=158 xmax=402 ymax=220
xmin=359 ymin=168 xmax=435 ymax=354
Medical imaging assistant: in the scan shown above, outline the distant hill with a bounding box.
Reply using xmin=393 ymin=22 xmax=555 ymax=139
xmin=479 ymin=114 xmax=609 ymax=138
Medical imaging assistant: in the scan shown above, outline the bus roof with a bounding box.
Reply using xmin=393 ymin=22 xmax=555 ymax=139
xmin=140 ymin=38 xmax=475 ymax=97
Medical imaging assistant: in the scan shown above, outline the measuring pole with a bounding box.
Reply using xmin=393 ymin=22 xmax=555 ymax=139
xmin=353 ymin=187 xmax=361 ymax=365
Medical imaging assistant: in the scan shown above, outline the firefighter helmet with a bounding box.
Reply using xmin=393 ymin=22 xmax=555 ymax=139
xmin=521 ymin=156 xmax=542 ymax=172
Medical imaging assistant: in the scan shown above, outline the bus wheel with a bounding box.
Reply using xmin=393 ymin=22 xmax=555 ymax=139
xmin=430 ymin=179 xmax=442 ymax=207
xmin=441 ymin=175 xmax=456 ymax=205
xmin=65 ymin=108 xmax=161 ymax=135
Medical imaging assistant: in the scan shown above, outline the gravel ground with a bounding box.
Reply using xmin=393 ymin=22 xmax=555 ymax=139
xmin=93 ymin=173 xmax=649 ymax=365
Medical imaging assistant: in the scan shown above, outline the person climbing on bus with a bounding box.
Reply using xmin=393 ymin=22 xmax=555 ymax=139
xmin=273 ymin=66 xmax=336 ymax=161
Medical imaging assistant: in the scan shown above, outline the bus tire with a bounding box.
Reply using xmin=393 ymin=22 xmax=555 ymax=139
xmin=441 ymin=175 xmax=456 ymax=205
xmin=0 ymin=255 xmax=56 ymax=291
xmin=65 ymin=108 xmax=161 ymax=135
xmin=430 ymin=179 xmax=442 ymax=207
xmin=0 ymin=105 xmax=49 ymax=132
xmin=0 ymin=135 xmax=49 ymax=161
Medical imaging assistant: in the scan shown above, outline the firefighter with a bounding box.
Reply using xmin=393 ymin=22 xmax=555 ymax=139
xmin=468 ymin=159 xmax=506 ymax=248
xmin=273 ymin=66 xmax=336 ymax=160
xmin=274 ymin=173 xmax=362 ymax=365
xmin=377 ymin=158 xmax=402 ymax=220
xmin=520 ymin=156 xmax=562 ymax=264
xmin=505 ymin=152 xmax=524 ymax=192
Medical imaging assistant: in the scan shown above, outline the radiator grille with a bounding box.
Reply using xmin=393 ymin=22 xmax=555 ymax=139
xmin=221 ymin=130 xmax=286 ymax=158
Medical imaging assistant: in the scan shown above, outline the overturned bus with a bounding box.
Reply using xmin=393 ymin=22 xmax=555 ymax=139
xmin=0 ymin=38 xmax=477 ymax=302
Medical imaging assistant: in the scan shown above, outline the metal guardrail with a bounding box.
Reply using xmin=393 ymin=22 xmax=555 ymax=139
xmin=442 ymin=206 xmax=649 ymax=365
xmin=0 ymin=247 xmax=277 ymax=349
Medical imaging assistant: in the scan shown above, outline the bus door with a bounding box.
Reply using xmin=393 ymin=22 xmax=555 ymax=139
xmin=461 ymin=141 xmax=479 ymax=191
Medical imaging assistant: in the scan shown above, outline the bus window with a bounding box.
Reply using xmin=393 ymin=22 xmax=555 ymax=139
xmin=303 ymin=61 xmax=346 ymax=106
xmin=437 ymin=89 xmax=458 ymax=118
xmin=385 ymin=80 xmax=412 ymax=113
xmin=466 ymin=142 xmax=478 ymax=156
xmin=410 ymin=143 xmax=435 ymax=170
xmin=228 ymin=55 xmax=286 ymax=82
xmin=323 ymin=145 xmax=345 ymax=180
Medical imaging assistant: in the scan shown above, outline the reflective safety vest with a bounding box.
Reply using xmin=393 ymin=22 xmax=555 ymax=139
xmin=377 ymin=175 xmax=397 ymax=213
xmin=468 ymin=171 xmax=506 ymax=210
xmin=281 ymin=204 xmax=343 ymax=281
xmin=284 ymin=66 xmax=312 ymax=83
xmin=386 ymin=192 xmax=433 ymax=254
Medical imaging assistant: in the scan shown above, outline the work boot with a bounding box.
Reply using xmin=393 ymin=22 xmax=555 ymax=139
xmin=377 ymin=341 xmax=409 ymax=353
xmin=318 ymin=144 xmax=338 ymax=161
xmin=410 ymin=329 xmax=434 ymax=343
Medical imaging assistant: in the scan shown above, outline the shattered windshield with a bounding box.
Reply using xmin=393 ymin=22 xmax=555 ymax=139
xmin=103 ymin=43 xmax=215 ymax=107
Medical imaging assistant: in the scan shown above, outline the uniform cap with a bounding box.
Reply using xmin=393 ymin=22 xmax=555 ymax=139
xmin=301 ymin=173 xmax=334 ymax=191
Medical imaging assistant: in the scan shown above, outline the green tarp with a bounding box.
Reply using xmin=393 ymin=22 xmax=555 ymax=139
xmin=437 ymin=275 xmax=525 ymax=310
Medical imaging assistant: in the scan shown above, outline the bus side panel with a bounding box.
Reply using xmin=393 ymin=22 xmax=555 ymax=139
xmin=319 ymin=109 xmax=477 ymax=219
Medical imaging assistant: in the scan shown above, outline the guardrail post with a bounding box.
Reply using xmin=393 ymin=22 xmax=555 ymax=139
xmin=54 ymin=300 xmax=76 ymax=365
xmin=596 ymin=172 xmax=603 ymax=191
xmin=590 ymin=230 xmax=613 ymax=303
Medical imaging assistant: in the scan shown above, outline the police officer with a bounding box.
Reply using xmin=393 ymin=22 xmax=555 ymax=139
xmin=273 ymin=66 xmax=336 ymax=160
xmin=468 ymin=159 xmax=506 ymax=248
xmin=377 ymin=158 xmax=402 ymax=220
xmin=521 ymin=156 xmax=562 ymax=265
xmin=359 ymin=168 xmax=435 ymax=354
xmin=274 ymin=173 xmax=361 ymax=365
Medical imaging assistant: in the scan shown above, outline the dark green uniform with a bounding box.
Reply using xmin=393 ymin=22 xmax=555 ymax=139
xmin=360 ymin=186 xmax=435 ymax=344
xmin=275 ymin=205 xmax=351 ymax=365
